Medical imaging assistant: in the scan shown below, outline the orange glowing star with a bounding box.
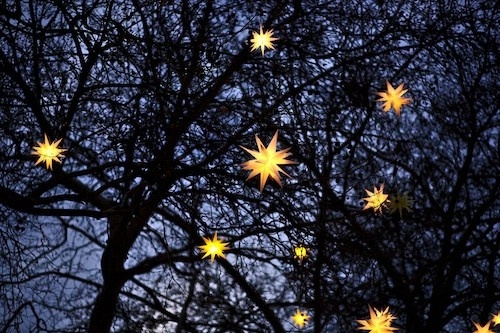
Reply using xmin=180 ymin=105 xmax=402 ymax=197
xmin=472 ymin=321 xmax=494 ymax=333
xmin=294 ymin=245 xmax=308 ymax=261
xmin=250 ymin=25 xmax=278 ymax=56
xmin=198 ymin=232 xmax=230 ymax=263
xmin=240 ymin=131 xmax=297 ymax=192
xmin=376 ymin=81 xmax=411 ymax=117
xmin=363 ymin=184 xmax=389 ymax=214
xmin=357 ymin=305 xmax=398 ymax=333
xmin=388 ymin=192 xmax=413 ymax=218
xmin=492 ymin=312 xmax=500 ymax=326
xmin=291 ymin=309 xmax=310 ymax=329
xmin=31 ymin=134 xmax=67 ymax=170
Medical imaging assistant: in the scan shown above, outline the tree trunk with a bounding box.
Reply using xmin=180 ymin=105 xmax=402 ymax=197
xmin=88 ymin=277 xmax=125 ymax=333
xmin=88 ymin=215 xmax=128 ymax=333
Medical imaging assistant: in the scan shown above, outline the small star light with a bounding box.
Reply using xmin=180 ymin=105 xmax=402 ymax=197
xmin=291 ymin=309 xmax=310 ymax=329
xmin=357 ymin=305 xmax=398 ymax=333
xmin=363 ymin=184 xmax=389 ymax=214
xmin=32 ymin=134 xmax=67 ymax=170
xmin=240 ymin=131 xmax=298 ymax=192
xmin=376 ymin=81 xmax=411 ymax=117
xmin=492 ymin=311 xmax=500 ymax=326
xmin=472 ymin=321 xmax=494 ymax=333
xmin=198 ymin=232 xmax=230 ymax=263
xmin=250 ymin=25 xmax=278 ymax=56
xmin=388 ymin=192 xmax=413 ymax=218
xmin=294 ymin=245 xmax=308 ymax=262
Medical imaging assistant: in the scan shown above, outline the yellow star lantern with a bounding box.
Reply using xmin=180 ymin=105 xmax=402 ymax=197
xmin=32 ymin=134 xmax=67 ymax=170
xmin=294 ymin=245 xmax=308 ymax=262
xmin=198 ymin=232 xmax=230 ymax=263
xmin=357 ymin=305 xmax=398 ymax=333
xmin=240 ymin=131 xmax=297 ymax=192
xmin=291 ymin=309 xmax=310 ymax=329
xmin=363 ymin=184 xmax=389 ymax=214
xmin=376 ymin=81 xmax=411 ymax=117
xmin=492 ymin=311 xmax=500 ymax=326
xmin=472 ymin=321 xmax=494 ymax=333
xmin=250 ymin=25 xmax=278 ymax=56
xmin=388 ymin=192 xmax=413 ymax=218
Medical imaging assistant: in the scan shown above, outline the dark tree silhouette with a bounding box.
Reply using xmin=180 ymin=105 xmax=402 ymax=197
xmin=1 ymin=0 xmax=499 ymax=332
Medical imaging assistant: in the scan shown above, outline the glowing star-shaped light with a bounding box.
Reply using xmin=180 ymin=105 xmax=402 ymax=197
xmin=240 ymin=131 xmax=297 ymax=192
xmin=198 ymin=232 xmax=230 ymax=263
xmin=294 ymin=245 xmax=308 ymax=261
xmin=473 ymin=321 xmax=494 ymax=333
xmin=250 ymin=25 xmax=278 ymax=56
xmin=376 ymin=81 xmax=411 ymax=117
xmin=357 ymin=305 xmax=398 ymax=333
xmin=291 ymin=309 xmax=310 ymax=329
xmin=492 ymin=312 xmax=500 ymax=326
xmin=388 ymin=192 xmax=413 ymax=218
xmin=363 ymin=184 xmax=389 ymax=214
xmin=31 ymin=134 xmax=67 ymax=170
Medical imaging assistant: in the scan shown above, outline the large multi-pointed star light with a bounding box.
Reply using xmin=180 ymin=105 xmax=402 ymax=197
xmin=240 ymin=131 xmax=297 ymax=192
xmin=32 ymin=134 xmax=67 ymax=170
xmin=198 ymin=232 xmax=230 ymax=263
xmin=363 ymin=184 xmax=389 ymax=214
xmin=357 ymin=305 xmax=398 ymax=333
xmin=250 ymin=25 xmax=278 ymax=56
xmin=377 ymin=81 xmax=411 ymax=117
xmin=472 ymin=321 xmax=494 ymax=333
xmin=291 ymin=309 xmax=310 ymax=329
xmin=492 ymin=311 xmax=500 ymax=326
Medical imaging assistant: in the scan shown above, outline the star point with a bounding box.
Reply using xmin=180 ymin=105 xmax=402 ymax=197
xmin=357 ymin=305 xmax=398 ymax=333
xmin=240 ymin=131 xmax=297 ymax=192
xmin=291 ymin=309 xmax=310 ymax=329
xmin=294 ymin=245 xmax=308 ymax=262
xmin=250 ymin=25 xmax=278 ymax=56
xmin=363 ymin=184 xmax=389 ymax=214
xmin=31 ymin=134 xmax=67 ymax=170
xmin=388 ymin=192 xmax=413 ymax=218
xmin=376 ymin=81 xmax=411 ymax=116
xmin=198 ymin=232 xmax=230 ymax=263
